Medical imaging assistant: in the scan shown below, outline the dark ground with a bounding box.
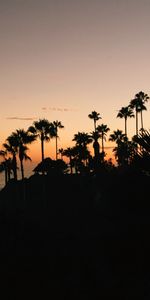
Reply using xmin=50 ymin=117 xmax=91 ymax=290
xmin=0 ymin=171 xmax=150 ymax=299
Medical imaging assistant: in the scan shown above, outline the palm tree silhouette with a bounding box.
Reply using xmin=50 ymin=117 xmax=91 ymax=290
xmin=109 ymin=129 xmax=126 ymax=145
xmin=28 ymin=119 xmax=55 ymax=162
xmin=58 ymin=148 xmax=64 ymax=160
xmin=72 ymin=132 xmax=92 ymax=171
xmin=3 ymin=134 xmax=19 ymax=180
xmin=0 ymin=150 xmax=10 ymax=185
xmin=63 ymin=147 xmax=76 ymax=174
xmin=97 ymin=124 xmax=110 ymax=153
xmin=129 ymin=91 xmax=149 ymax=135
xmin=52 ymin=120 xmax=64 ymax=160
xmin=136 ymin=91 xmax=149 ymax=131
xmin=133 ymin=129 xmax=150 ymax=155
xmin=109 ymin=130 xmax=132 ymax=166
xmin=90 ymin=131 xmax=100 ymax=159
xmin=88 ymin=111 xmax=101 ymax=132
xmin=117 ymin=106 xmax=134 ymax=137
xmin=11 ymin=129 xmax=36 ymax=180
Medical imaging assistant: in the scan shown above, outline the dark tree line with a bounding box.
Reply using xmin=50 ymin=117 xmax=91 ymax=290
xmin=0 ymin=91 xmax=150 ymax=185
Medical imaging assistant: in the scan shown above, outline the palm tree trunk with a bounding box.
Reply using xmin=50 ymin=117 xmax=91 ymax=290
xmin=20 ymin=159 xmax=24 ymax=180
xmin=4 ymin=167 xmax=8 ymax=185
xmin=41 ymin=138 xmax=44 ymax=162
xmin=69 ymin=156 xmax=73 ymax=174
xmin=102 ymin=134 xmax=104 ymax=153
xmin=125 ymin=117 xmax=127 ymax=136
xmin=94 ymin=120 xmax=96 ymax=132
xmin=8 ymin=167 xmax=11 ymax=181
xmin=13 ymin=155 xmax=17 ymax=180
xmin=141 ymin=110 xmax=144 ymax=132
xmin=136 ymin=110 xmax=138 ymax=135
xmin=56 ymin=135 xmax=58 ymax=160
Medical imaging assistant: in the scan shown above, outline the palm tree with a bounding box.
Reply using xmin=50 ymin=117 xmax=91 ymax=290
xmin=132 ymin=129 xmax=150 ymax=172
xmin=109 ymin=130 xmax=134 ymax=166
xmin=129 ymin=91 xmax=149 ymax=135
xmin=135 ymin=91 xmax=149 ymax=131
xmin=52 ymin=120 xmax=64 ymax=160
xmin=58 ymin=148 xmax=64 ymax=160
xmin=109 ymin=129 xmax=126 ymax=145
xmin=117 ymin=106 xmax=134 ymax=137
xmin=112 ymin=139 xmax=131 ymax=167
xmin=88 ymin=111 xmax=101 ymax=132
xmin=90 ymin=131 xmax=100 ymax=159
xmin=11 ymin=129 xmax=36 ymax=180
xmin=63 ymin=147 xmax=76 ymax=174
xmin=3 ymin=134 xmax=19 ymax=180
xmin=72 ymin=132 xmax=92 ymax=170
xmin=0 ymin=150 xmax=10 ymax=185
xmin=133 ymin=129 xmax=150 ymax=155
xmin=19 ymin=144 xmax=32 ymax=180
xmin=28 ymin=119 xmax=55 ymax=162
xmin=97 ymin=124 xmax=110 ymax=153
xmin=73 ymin=132 xmax=92 ymax=147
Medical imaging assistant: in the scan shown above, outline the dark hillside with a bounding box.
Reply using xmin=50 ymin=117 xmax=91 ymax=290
xmin=0 ymin=172 xmax=150 ymax=299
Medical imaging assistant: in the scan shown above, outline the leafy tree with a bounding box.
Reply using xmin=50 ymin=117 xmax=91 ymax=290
xmin=33 ymin=157 xmax=68 ymax=175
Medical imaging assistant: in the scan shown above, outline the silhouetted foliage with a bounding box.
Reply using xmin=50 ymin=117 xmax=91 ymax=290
xmin=33 ymin=157 xmax=68 ymax=175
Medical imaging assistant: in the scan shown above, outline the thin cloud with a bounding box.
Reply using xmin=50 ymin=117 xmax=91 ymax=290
xmin=6 ymin=117 xmax=36 ymax=121
xmin=45 ymin=107 xmax=79 ymax=112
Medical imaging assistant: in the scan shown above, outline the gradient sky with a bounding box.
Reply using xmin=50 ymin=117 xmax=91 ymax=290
xmin=0 ymin=0 xmax=150 ymax=164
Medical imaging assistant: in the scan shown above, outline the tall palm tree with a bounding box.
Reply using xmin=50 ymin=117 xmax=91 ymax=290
xmin=52 ymin=120 xmax=64 ymax=160
xmin=135 ymin=91 xmax=149 ymax=131
xmin=129 ymin=91 xmax=149 ymax=135
xmin=28 ymin=119 xmax=55 ymax=162
xmin=117 ymin=106 xmax=134 ymax=137
xmin=97 ymin=124 xmax=110 ymax=153
xmin=19 ymin=144 xmax=32 ymax=180
xmin=11 ymin=129 xmax=36 ymax=180
xmin=88 ymin=111 xmax=101 ymax=132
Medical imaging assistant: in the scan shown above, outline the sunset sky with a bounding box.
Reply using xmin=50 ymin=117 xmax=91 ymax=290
xmin=0 ymin=0 xmax=150 ymax=166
